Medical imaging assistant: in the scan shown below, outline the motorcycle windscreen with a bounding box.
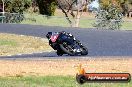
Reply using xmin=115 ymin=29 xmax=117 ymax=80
xmin=50 ymin=34 xmax=59 ymax=42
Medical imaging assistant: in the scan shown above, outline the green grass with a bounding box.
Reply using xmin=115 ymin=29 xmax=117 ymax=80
xmin=79 ymin=19 xmax=95 ymax=28
xmin=21 ymin=13 xmax=132 ymax=30
xmin=21 ymin=13 xmax=69 ymax=27
xmin=0 ymin=39 xmax=17 ymax=46
xmin=0 ymin=76 xmax=131 ymax=87
xmin=21 ymin=13 xmax=96 ymax=28
xmin=121 ymin=22 xmax=132 ymax=30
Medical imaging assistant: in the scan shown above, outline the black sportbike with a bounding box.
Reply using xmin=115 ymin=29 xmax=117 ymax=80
xmin=46 ymin=31 xmax=88 ymax=56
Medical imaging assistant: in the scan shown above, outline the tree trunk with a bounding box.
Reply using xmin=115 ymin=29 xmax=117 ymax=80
xmin=2 ymin=0 xmax=4 ymax=15
xmin=74 ymin=11 xmax=81 ymax=27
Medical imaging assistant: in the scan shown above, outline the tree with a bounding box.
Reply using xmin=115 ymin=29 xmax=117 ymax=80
xmin=100 ymin=0 xmax=132 ymax=16
xmin=36 ymin=0 xmax=56 ymax=16
xmin=0 ymin=0 xmax=31 ymax=23
xmin=56 ymin=0 xmax=88 ymax=27
xmin=94 ymin=0 xmax=123 ymax=30
xmin=0 ymin=0 xmax=31 ymax=13
xmin=0 ymin=0 xmax=9 ymax=15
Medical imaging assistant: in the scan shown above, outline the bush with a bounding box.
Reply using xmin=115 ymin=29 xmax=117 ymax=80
xmin=94 ymin=4 xmax=123 ymax=30
xmin=0 ymin=0 xmax=31 ymax=13
xmin=36 ymin=0 xmax=56 ymax=16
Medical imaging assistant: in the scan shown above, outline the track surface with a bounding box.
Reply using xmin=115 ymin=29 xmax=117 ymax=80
xmin=0 ymin=24 xmax=132 ymax=58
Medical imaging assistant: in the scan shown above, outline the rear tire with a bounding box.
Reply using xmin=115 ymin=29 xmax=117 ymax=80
xmin=59 ymin=44 xmax=75 ymax=56
xmin=57 ymin=50 xmax=63 ymax=56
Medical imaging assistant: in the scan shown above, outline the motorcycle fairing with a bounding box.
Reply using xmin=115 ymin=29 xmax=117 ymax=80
xmin=59 ymin=34 xmax=74 ymax=45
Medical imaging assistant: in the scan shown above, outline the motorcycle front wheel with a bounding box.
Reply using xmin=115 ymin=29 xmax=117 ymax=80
xmin=81 ymin=46 xmax=88 ymax=55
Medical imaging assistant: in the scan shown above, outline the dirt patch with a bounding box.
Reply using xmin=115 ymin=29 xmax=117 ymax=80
xmin=0 ymin=57 xmax=132 ymax=77
xmin=0 ymin=33 xmax=53 ymax=56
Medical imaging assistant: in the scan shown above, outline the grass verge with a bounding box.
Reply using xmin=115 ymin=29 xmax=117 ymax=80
xmin=0 ymin=76 xmax=131 ymax=87
xmin=21 ymin=13 xmax=132 ymax=30
xmin=0 ymin=58 xmax=131 ymax=86
xmin=0 ymin=40 xmax=17 ymax=46
xmin=0 ymin=33 xmax=53 ymax=56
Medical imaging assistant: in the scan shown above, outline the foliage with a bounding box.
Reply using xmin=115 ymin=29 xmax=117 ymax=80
xmin=0 ymin=0 xmax=31 ymax=23
xmin=36 ymin=0 xmax=56 ymax=16
xmin=56 ymin=0 xmax=88 ymax=27
xmin=94 ymin=3 xmax=123 ymax=30
xmin=0 ymin=0 xmax=31 ymax=13
xmin=99 ymin=0 xmax=132 ymax=16
xmin=3 ymin=13 xmax=24 ymax=23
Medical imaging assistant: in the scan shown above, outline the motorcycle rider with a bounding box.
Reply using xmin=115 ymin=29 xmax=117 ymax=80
xmin=46 ymin=31 xmax=75 ymax=47
xmin=46 ymin=31 xmax=88 ymax=56
xmin=46 ymin=31 xmax=77 ymax=55
xmin=46 ymin=31 xmax=86 ymax=56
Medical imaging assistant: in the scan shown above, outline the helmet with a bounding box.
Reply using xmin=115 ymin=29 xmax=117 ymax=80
xmin=46 ymin=32 xmax=52 ymax=39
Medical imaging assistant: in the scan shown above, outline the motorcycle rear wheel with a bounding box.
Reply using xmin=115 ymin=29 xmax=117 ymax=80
xmin=57 ymin=50 xmax=63 ymax=56
xmin=59 ymin=44 xmax=75 ymax=56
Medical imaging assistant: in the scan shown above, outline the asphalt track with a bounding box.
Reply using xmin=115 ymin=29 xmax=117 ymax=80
xmin=0 ymin=23 xmax=132 ymax=58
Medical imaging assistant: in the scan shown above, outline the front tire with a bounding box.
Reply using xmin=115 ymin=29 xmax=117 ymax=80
xmin=75 ymin=40 xmax=88 ymax=55
xmin=81 ymin=46 xmax=88 ymax=55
